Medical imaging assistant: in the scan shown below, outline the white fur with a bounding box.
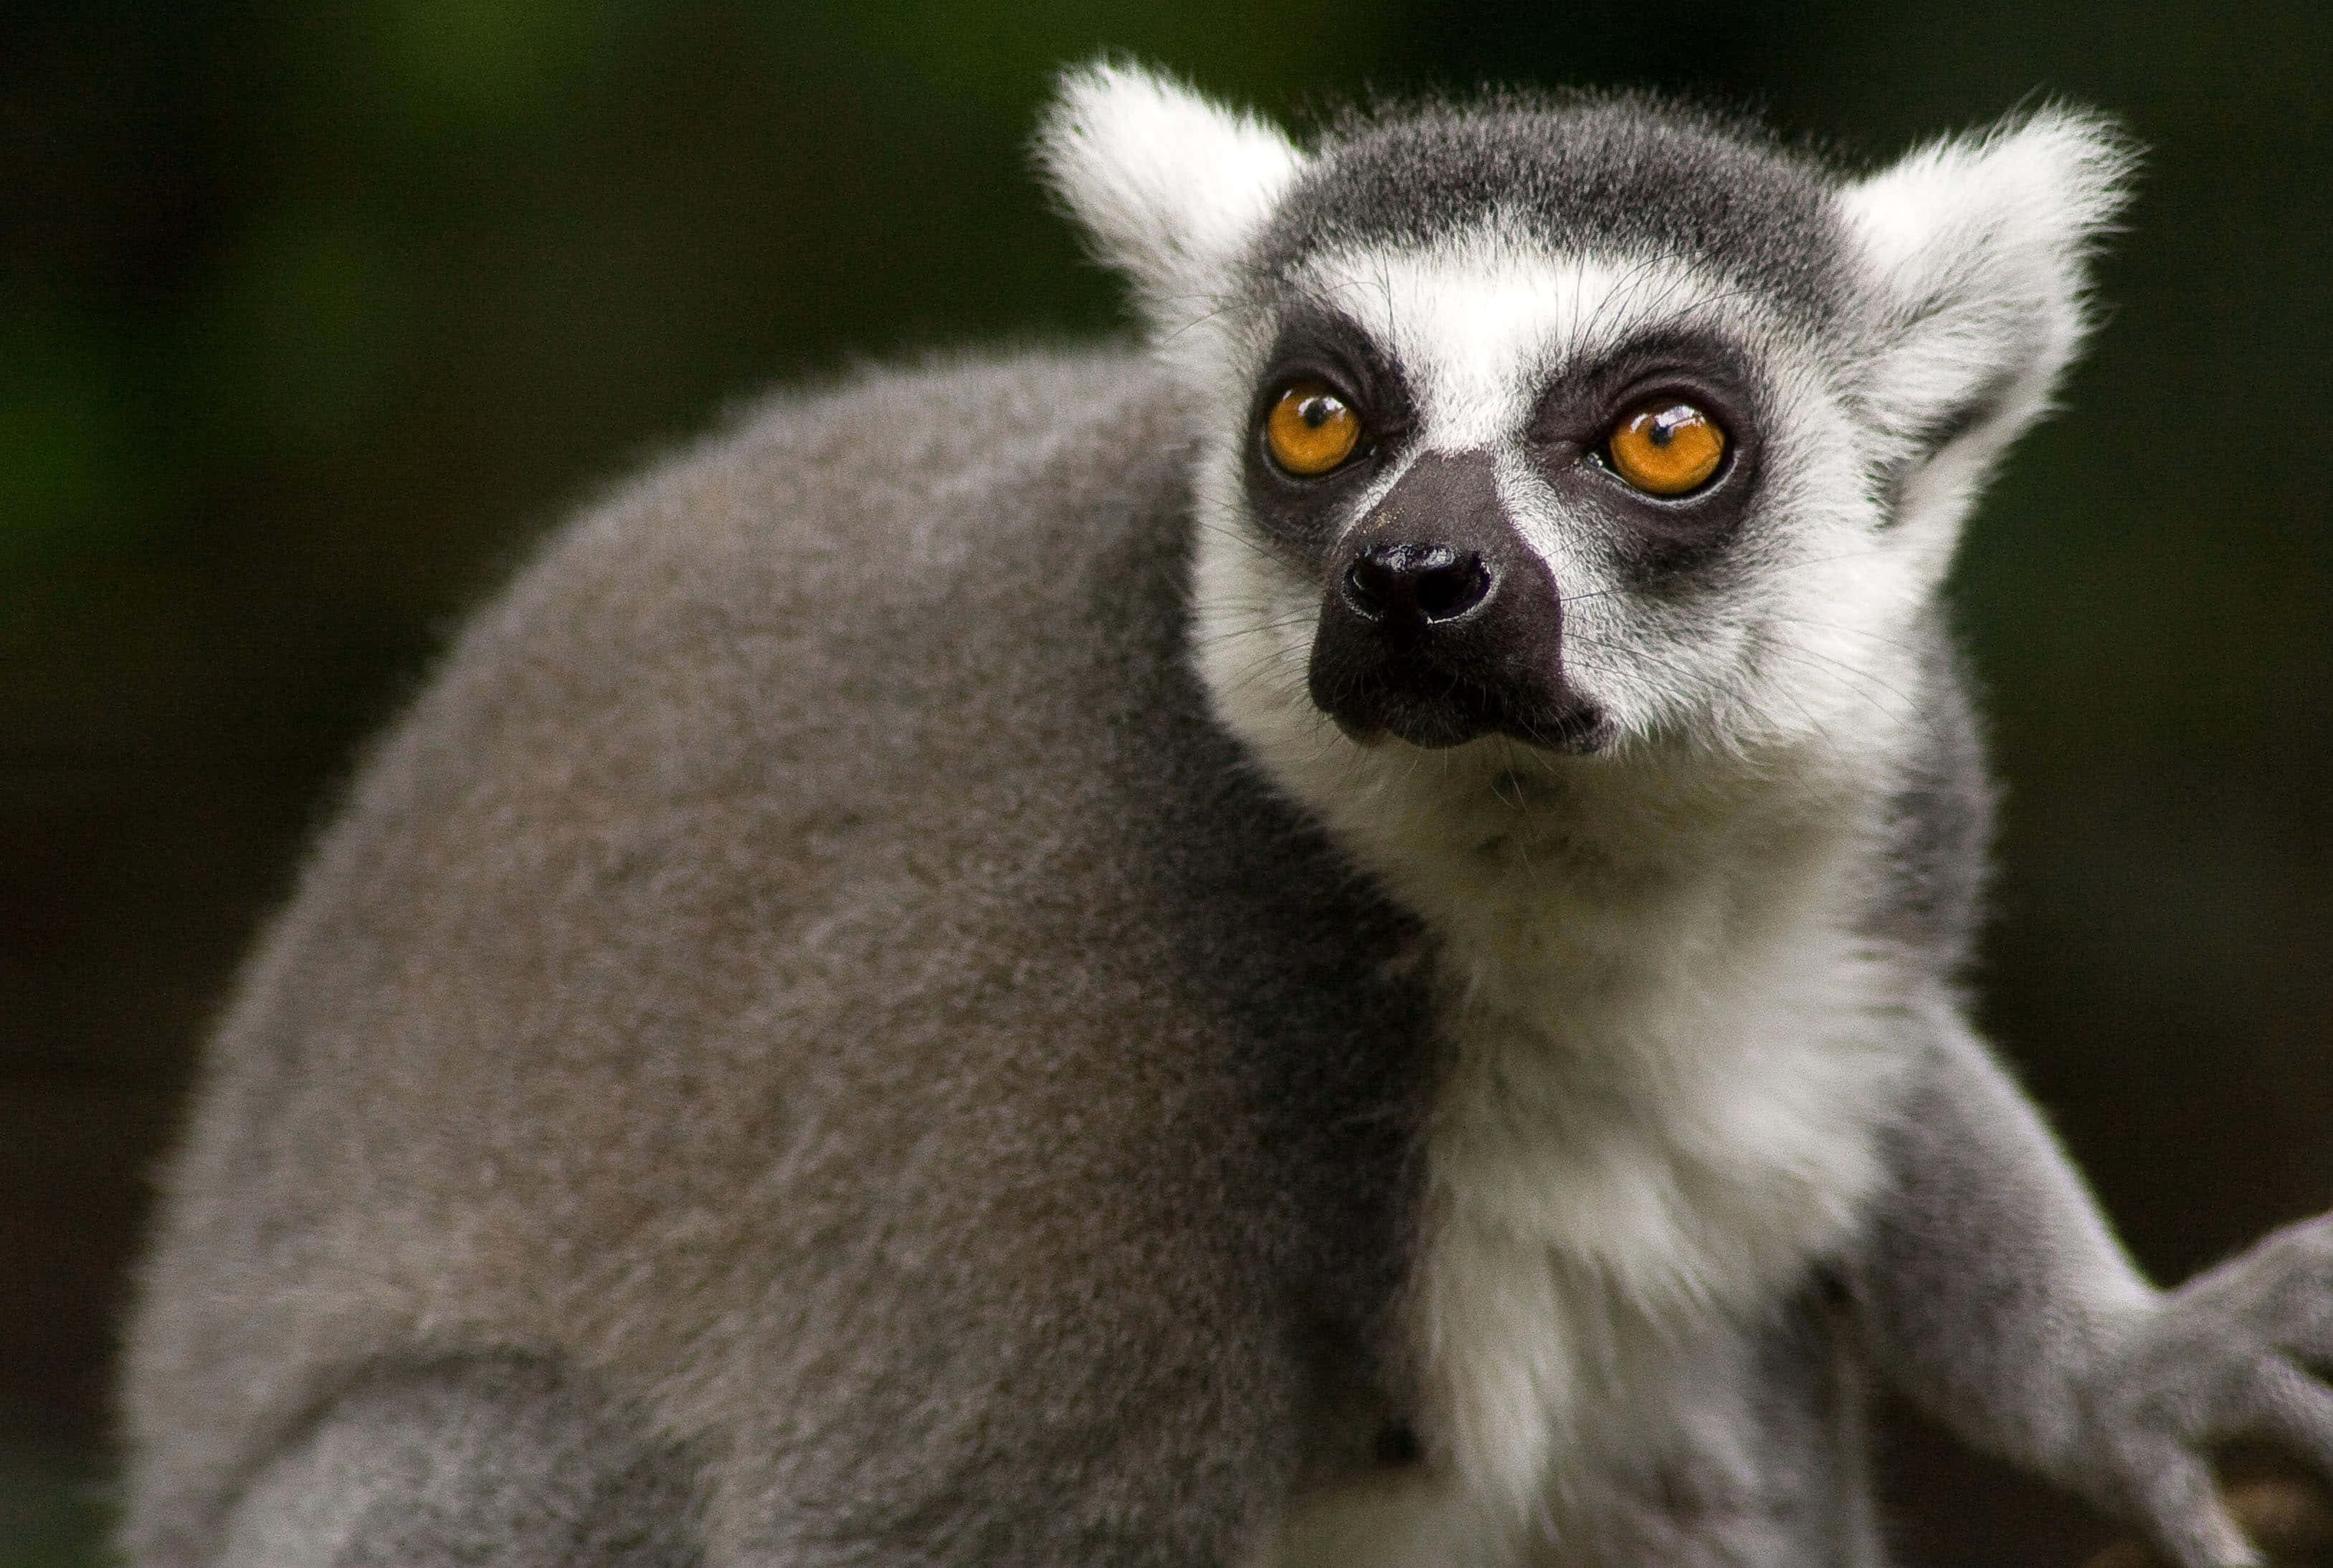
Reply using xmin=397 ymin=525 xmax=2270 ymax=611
xmin=1034 ymin=62 xmax=1308 ymax=348
xmin=1838 ymin=108 xmax=2134 ymax=543
xmin=1245 ymin=750 xmax=1912 ymax=1568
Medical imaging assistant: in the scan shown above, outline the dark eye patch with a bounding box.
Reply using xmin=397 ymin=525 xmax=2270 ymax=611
xmin=1522 ymin=328 xmax=1766 ymax=580
xmin=1240 ymin=305 xmax=1417 ymax=561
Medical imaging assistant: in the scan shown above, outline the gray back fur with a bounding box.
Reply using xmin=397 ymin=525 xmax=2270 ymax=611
xmin=125 ymin=351 xmax=1435 ymax=1565
xmin=213 ymin=1354 xmax=701 ymax=1568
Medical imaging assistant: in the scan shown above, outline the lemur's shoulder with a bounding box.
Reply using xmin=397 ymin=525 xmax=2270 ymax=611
xmin=332 ymin=346 xmax=1192 ymax=825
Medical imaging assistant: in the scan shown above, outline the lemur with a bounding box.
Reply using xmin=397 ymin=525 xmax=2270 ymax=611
xmin=123 ymin=62 xmax=2333 ymax=1568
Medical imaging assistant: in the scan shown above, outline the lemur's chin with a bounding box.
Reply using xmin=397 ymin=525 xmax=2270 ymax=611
xmin=1312 ymin=673 xmax=1609 ymax=754
xmin=1498 ymin=702 xmax=1612 ymax=755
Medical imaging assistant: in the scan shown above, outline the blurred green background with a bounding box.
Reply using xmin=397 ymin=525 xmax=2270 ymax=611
xmin=3 ymin=2 xmax=2329 ymax=1564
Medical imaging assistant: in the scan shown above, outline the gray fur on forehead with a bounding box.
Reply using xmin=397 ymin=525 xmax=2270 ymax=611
xmin=1255 ymin=92 xmax=1854 ymax=322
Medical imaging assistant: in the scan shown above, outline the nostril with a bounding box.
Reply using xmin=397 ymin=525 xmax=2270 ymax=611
xmin=1341 ymin=543 xmax=1491 ymax=625
xmin=1413 ymin=556 xmax=1490 ymax=621
xmin=1343 ymin=556 xmax=1398 ymax=619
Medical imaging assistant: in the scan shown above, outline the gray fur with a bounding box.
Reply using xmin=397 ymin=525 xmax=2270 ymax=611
xmin=123 ymin=70 xmax=2333 ymax=1568
xmin=1254 ymin=95 xmax=1854 ymax=326
xmin=214 ymin=1356 xmax=699 ymax=1568
xmin=1862 ymin=612 xmax=1995 ymax=974
xmin=1557 ymin=1291 xmax=1883 ymax=1567
xmin=125 ymin=351 xmax=1434 ymax=1568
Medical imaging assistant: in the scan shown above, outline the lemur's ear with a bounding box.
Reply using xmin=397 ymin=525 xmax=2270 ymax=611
xmin=1037 ymin=62 xmax=1307 ymax=342
xmin=1839 ymin=108 xmax=2137 ymax=535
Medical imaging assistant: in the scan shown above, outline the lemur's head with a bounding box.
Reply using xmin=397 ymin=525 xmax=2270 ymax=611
xmin=1039 ymin=65 xmax=2130 ymax=811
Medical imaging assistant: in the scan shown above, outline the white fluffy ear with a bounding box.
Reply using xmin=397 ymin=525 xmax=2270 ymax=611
xmin=1036 ymin=62 xmax=1307 ymax=341
xmin=1840 ymin=108 xmax=2137 ymax=536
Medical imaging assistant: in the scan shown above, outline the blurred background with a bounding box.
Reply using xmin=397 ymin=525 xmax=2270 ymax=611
xmin=3 ymin=1 xmax=2329 ymax=1563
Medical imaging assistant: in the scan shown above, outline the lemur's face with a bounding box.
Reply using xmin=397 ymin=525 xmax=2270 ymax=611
xmin=1217 ymin=232 xmax=1850 ymax=759
xmin=1041 ymin=70 xmax=2124 ymax=798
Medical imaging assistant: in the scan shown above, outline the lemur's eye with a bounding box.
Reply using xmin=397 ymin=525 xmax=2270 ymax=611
xmin=1606 ymin=401 xmax=1726 ymax=496
xmin=1265 ymin=381 xmax=1363 ymax=476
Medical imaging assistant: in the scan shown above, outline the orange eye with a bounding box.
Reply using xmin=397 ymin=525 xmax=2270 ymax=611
xmin=1606 ymin=401 xmax=1726 ymax=496
xmin=1265 ymin=381 xmax=1363 ymax=476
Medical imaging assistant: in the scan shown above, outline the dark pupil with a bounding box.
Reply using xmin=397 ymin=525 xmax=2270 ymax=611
xmin=1300 ymin=396 xmax=1336 ymax=429
xmin=1647 ymin=408 xmax=1686 ymax=447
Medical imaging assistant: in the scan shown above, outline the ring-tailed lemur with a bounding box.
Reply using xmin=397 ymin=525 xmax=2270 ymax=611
xmin=123 ymin=62 xmax=2333 ymax=1568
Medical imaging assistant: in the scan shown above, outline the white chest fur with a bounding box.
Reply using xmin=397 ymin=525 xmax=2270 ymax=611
xmin=1256 ymin=759 xmax=1914 ymax=1568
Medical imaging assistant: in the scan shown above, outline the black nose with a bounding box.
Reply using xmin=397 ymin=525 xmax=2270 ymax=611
xmin=1341 ymin=543 xmax=1493 ymax=627
xmin=1308 ymin=450 xmax=1601 ymax=751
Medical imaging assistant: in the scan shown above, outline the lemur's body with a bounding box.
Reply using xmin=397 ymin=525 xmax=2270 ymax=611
xmin=124 ymin=69 xmax=2333 ymax=1568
